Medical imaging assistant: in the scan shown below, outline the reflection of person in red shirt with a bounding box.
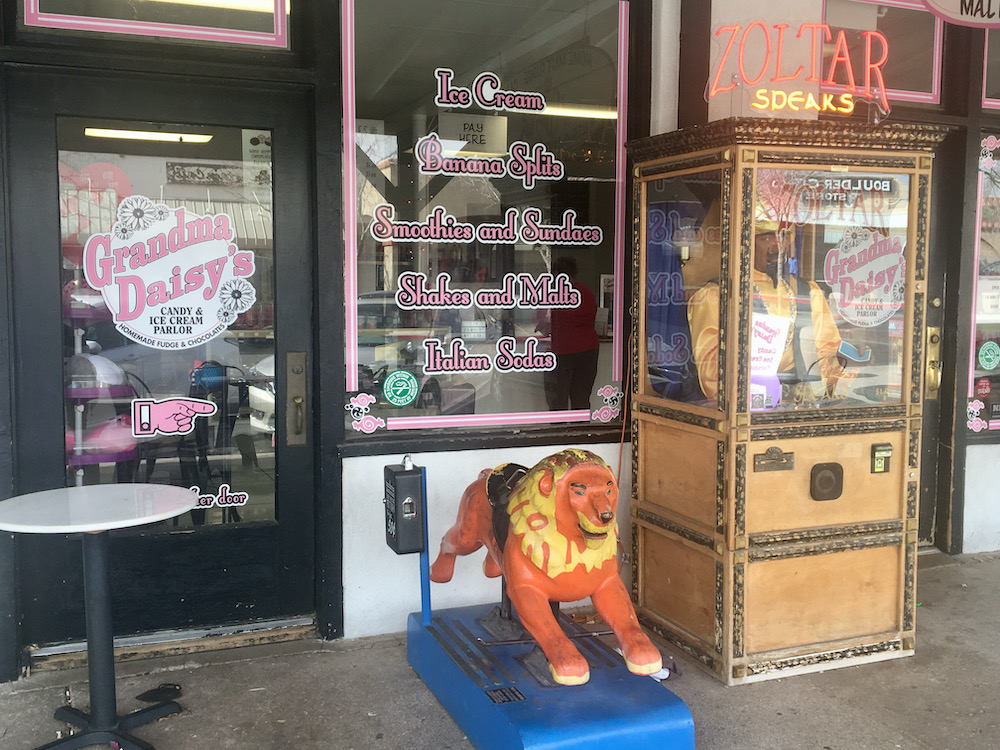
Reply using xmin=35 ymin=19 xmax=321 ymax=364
xmin=546 ymin=256 xmax=600 ymax=410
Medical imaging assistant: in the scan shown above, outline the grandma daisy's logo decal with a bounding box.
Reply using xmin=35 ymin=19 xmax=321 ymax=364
xmin=83 ymin=195 xmax=257 ymax=350
xmin=824 ymin=226 xmax=905 ymax=328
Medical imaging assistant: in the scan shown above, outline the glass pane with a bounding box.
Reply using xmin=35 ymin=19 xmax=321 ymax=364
xmin=824 ymin=0 xmax=939 ymax=104
xmin=972 ymin=134 xmax=1000 ymax=432
xmin=644 ymin=171 xmax=724 ymax=407
xmin=59 ymin=117 xmax=276 ymax=527
xmin=985 ymin=32 xmax=1000 ymax=107
xmin=747 ymin=168 xmax=909 ymax=411
xmin=347 ymin=0 xmax=623 ymax=431
xmin=25 ymin=0 xmax=289 ymax=48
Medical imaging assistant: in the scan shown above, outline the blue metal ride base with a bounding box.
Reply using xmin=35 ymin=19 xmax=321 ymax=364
xmin=407 ymin=603 xmax=695 ymax=750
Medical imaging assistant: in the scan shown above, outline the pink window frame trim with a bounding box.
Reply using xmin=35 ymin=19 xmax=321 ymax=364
xmin=970 ymin=169 xmax=986 ymax=399
xmin=24 ymin=0 xmax=288 ymax=48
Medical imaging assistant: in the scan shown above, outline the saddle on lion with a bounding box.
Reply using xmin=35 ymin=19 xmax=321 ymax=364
xmin=429 ymin=448 xmax=663 ymax=686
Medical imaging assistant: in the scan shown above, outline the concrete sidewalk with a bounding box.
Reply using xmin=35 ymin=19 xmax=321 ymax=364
xmin=1 ymin=551 xmax=998 ymax=749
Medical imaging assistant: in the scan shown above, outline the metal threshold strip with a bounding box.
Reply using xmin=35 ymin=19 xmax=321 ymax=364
xmin=27 ymin=616 xmax=315 ymax=671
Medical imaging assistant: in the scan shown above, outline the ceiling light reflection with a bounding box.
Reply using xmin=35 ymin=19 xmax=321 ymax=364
xmin=84 ymin=128 xmax=214 ymax=143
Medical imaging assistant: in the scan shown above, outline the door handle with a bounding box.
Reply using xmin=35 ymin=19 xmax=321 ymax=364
xmin=286 ymin=352 xmax=308 ymax=447
xmin=924 ymin=327 xmax=941 ymax=401
xmin=927 ymin=360 xmax=942 ymax=395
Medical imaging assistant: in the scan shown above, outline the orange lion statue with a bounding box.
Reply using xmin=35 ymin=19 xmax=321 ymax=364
xmin=429 ymin=448 xmax=662 ymax=686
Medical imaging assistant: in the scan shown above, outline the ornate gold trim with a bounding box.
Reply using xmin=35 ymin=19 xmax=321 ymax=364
xmin=746 ymin=640 xmax=903 ymax=676
xmin=748 ymin=521 xmax=904 ymax=547
xmin=637 ymin=151 xmax=726 ymax=178
xmin=915 ymin=174 xmax=930 ymax=282
xmin=631 ymin=424 xmax=639 ymax=502
xmin=715 ymin=561 xmax=725 ymax=655
xmin=635 ymin=507 xmax=716 ymax=550
xmin=736 ymin=168 xmax=754 ymax=414
xmin=631 ymin=522 xmax=640 ymax=602
xmin=625 ymin=118 xmax=950 ymax=164
xmin=909 ymin=429 xmax=921 ymax=469
xmin=735 ymin=444 xmax=747 ymax=538
xmin=746 ymin=533 xmax=903 ymax=561
xmin=635 ymin=401 xmax=721 ymax=430
xmin=733 ymin=562 xmax=745 ymax=658
xmin=719 ymin=170 xmax=732 ymax=414
xmin=631 ymin=183 xmax=642 ymax=398
xmin=757 ymin=152 xmax=919 ymax=170
xmin=751 ymin=405 xmax=907 ymax=425
xmin=903 ymin=540 xmax=916 ymax=632
xmin=750 ymin=419 xmax=907 ymax=441
xmin=910 ymin=295 xmax=925 ymax=405
xmin=716 ymin=440 xmax=726 ymax=530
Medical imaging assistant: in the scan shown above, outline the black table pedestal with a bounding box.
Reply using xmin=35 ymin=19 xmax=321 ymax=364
xmin=33 ymin=531 xmax=180 ymax=750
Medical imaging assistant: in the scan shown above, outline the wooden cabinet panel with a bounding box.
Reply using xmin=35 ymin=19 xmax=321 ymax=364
xmin=744 ymin=431 xmax=907 ymax=535
xmin=744 ymin=544 xmax=903 ymax=653
xmin=638 ymin=524 xmax=718 ymax=645
xmin=638 ymin=417 xmax=720 ymax=530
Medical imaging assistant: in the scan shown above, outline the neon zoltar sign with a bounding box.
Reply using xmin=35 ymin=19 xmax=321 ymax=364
xmin=707 ymin=22 xmax=890 ymax=115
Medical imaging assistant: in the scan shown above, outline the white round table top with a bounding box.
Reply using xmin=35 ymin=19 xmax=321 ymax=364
xmin=0 ymin=483 xmax=197 ymax=534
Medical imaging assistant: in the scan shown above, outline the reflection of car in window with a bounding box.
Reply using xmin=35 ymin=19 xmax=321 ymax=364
xmin=356 ymin=289 xmax=505 ymax=413
xmin=247 ymin=355 xmax=275 ymax=434
xmin=80 ymin=320 xmax=242 ymax=399
xmin=357 ymin=291 xmax=433 ymax=399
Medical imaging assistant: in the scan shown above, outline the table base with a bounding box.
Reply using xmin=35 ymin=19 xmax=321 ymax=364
xmin=33 ymin=701 xmax=181 ymax=750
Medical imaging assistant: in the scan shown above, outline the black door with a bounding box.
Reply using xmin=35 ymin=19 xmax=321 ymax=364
xmin=5 ymin=67 xmax=315 ymax=645
xmin=919 ymin=135 xmax=960 ymax=547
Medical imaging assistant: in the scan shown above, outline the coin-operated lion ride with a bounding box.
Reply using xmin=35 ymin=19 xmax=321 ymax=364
xmin=394 ymin=448 xmax=694 ymax=750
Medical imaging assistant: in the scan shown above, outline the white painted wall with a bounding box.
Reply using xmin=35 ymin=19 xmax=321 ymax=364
xmin=650 ymin=0 xmax=681 ymax=136
xmin=342 ymin=442 xmax=632 ymax=637
xmin=963 ymin=445 xmax=1000 ymax=553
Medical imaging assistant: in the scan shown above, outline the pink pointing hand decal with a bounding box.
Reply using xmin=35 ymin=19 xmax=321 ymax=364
xmin=131 ymin=398 xmax=217 ymax=437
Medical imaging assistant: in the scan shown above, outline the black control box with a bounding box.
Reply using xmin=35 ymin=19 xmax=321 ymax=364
xmin=384 ymin=461 xmax=425 ymax=554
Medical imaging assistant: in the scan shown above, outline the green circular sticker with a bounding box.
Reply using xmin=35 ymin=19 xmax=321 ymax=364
xmin=980 ymin=341 xmax=1000 ymax=371
xmin=382 ymin=370 xmax=419 ymax=407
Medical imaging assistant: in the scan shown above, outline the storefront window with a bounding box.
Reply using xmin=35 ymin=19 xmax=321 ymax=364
xmin=970 ymin=135 xmax=1000 ymax=432
xmin=22 ymin=0 xmax=289 ymax=48
xmin=823 ymin=0 xmax=941 ymax=106
xmin=59 ymin=117 xmax=277 ymax=526
xmin=343 ymin=0 xmax=627 ymax=432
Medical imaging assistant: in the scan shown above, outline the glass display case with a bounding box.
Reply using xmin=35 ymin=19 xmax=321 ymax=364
xmin=626 ymin=118 xmax=947 ymax=684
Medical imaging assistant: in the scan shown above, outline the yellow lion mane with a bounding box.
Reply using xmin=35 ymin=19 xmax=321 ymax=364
xmin=505 ymin=449 xmax=619 ymax=578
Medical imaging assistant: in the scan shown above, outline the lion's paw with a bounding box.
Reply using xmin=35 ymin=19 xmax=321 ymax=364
xmin=623 ymin=642 xmax=663 ymax=676
xmin=548 ymin=661 xmax=590 ymax=686
xmin=482 ymin=555 xmax=502 ymax=578
xmin=428 ymin=554 xmax=455 ymax=583
xmin=625 ymin=654 xmax=663 ymax=676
